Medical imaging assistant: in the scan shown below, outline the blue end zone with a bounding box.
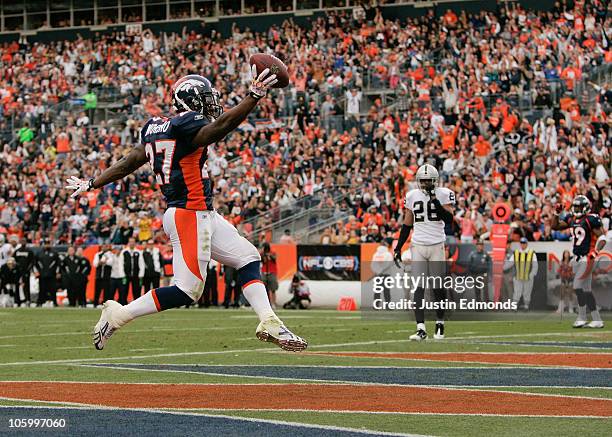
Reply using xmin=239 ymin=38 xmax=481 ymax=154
xmin=90 ymin=364 xmax=612 ymax=388
xmin=0 ymin=407 xmax=387 ymax=437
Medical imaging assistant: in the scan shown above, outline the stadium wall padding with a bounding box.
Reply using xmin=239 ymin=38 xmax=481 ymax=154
xmin=0 ymin=0 xmax=557 ymax=43
xmin=19 ymin=241 xmax=612 ymax=309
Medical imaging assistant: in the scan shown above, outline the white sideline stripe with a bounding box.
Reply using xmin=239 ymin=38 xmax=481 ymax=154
xmin=1 ymin=334 xmax=610 ymax=366
xmin=163 ymin=408 xmax=612 ymax=419
xmin=55 ymin=346 xmax=91 ymax=350
xmin=0 ymin=401 xmax=609 ymax=421
xmin=2 ymin=380 xmax=611 ymax=390
xmin=467 ymin=341 xmax=612 ymax=350
xmin=0 ymin=403 xmax=420 ymax=436
xmin=68 ymin=366 xmax=612 ymax=397
xmin=129 ymin=348 xmax=166 ymax=352
xmin=308 ymin=350 xmax=612 ymax=355
xmin=90 ymin=362 xmax=612 ymax=371
xmin=0 ymin=321 xmax=394 ymax=341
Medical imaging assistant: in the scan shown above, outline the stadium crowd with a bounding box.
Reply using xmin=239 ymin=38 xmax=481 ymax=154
xmin=0 ymin=0 xmax=610 ymax=251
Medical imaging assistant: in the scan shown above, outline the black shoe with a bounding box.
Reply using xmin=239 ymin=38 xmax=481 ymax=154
xmin=434 ymin=323 xmax=445 ymax=340
xmin=409 ymin=329 xmax=427 ymax=341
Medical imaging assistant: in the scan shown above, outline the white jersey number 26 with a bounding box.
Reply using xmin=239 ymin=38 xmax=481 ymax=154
xmin=413 ymin=200 xmax=439 ymax=222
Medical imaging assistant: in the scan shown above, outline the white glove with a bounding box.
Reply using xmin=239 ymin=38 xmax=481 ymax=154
xmin=249 ymin=64 xmax=278 ymax=99
xmin=65 ymin=176 xmax=94 ymax=198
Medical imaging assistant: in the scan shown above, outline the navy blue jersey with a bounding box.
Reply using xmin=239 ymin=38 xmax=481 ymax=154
xmin=568 ymin=213 xmax=602 ymax=256
xmin=140 ymin=111 xmax=213 ymax=210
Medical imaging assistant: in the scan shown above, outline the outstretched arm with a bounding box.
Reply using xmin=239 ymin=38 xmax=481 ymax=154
xmin=191 ymin=65 xmax=277 ymax=147
xmin=191 ymin=96 xmax=259 ymax=147
xmin=92 ymin=145 xmax=148 ymax=189
xmin=65 ymin=145 xmax=148 ymax=197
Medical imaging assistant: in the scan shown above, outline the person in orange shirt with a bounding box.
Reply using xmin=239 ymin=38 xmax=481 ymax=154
xmin=443 ymin=9 xmax=458 ymax=27
xmin=502 ymin=109 xmax=519 ymax=133
xmin=560 ymin=65 xmax=581 ymax=90
xmin=474 ymin=135 xmax=492 ymax=166
xmin=56 ymin=131 xmax=71 ymax=155
xmin=439 ymin=124 xmax=460 ymax=151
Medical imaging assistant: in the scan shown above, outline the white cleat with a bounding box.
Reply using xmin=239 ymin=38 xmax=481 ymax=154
xmin=586 ymin=321 xmax=604 ymax=329
xmin=409 ymin=329 xmax=428 ymax=341
xmin=572 ymin=319 xmax=588 ymax=328
xmin=433 ymin=323 xmax=445 ymax=340
xmin=256 ymin=316 xmax=307 ymax=352
xmin=93 ymin=301 xmax=134 ymax=350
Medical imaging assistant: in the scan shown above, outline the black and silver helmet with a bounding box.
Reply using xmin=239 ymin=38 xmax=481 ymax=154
xmin=415 ymin=164 xmax=439 ymax=194
xmin=571 ymin=195 xmax=591 ymax=218
xmin=172 ymin=74 xmax=222 ymax=120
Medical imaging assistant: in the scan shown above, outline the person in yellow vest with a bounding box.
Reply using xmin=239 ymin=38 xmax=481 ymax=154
xmin=504 ymin=237 xmax=538 ymax=310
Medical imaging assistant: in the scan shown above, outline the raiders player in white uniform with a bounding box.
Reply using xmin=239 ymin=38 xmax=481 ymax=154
xmin=394 ymin=164 xmax=455 ymax=341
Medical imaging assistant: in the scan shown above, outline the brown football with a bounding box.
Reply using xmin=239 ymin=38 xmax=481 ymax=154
xmin=249 ymin=53 xmax=289 ymax=89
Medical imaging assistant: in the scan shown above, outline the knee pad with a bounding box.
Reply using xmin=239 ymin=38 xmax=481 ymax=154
xmin=154 ymin=285 xmax=195 ymax=310
xmin=237 ymin=261 xmax=262 ymax=288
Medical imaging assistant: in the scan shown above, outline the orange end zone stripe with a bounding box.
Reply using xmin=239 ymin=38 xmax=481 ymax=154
xmin=243 ymin=279 xmax=263 ymax=289
xmin=174 ymin=209 xmax=203 ymax=281
xmin=1 ymin=382 xmax=610 ymax=416
xmin=151 ymin=289 xmax=161 ymax=312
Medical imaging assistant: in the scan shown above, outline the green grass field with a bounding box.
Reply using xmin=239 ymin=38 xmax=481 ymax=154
xmin=0 ymin=308 xmax=610 ymax=436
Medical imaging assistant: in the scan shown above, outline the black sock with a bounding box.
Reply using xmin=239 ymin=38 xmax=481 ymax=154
xmin=575 ymin=289 xmax=586 ymax=307
xmin=433 ymin=288 xmax=446 ymax=321
xmin=584 ymin=292 xmax=597 ymax=312
xmin=413 ymin=287 xmax=425 ymax=324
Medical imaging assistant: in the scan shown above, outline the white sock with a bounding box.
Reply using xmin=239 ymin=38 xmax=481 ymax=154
xmin=242 ymin=281 xmax=276 ymax=322
xmin=591 ymin=310 xmax=602 ymax=322
xmin=125 ymin=291 xmax=159 ymax=319
xmin=417 ymin=322 xmax=426 ymax=331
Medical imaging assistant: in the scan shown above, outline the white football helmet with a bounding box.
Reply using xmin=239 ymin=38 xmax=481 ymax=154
xmin=415 ymin=164 xmax=439 ymax=194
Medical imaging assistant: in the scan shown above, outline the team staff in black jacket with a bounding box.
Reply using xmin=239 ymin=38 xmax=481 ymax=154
xmin=34 ymin=242 xmax=61 ymax=306
xmin=75 ymin=247 xmax=91 ymax=307
xmin=93 ymin=245 xmax=113 ymax=307
xmin=122 ymin=238 xmax=144 ymax=301
xmin=0 ymin=257 xmax=20 ymax=306
xmin=61 ymin=247 xmax=82 ymax=307
xmin=12 ymin=237 xmax=34 ymax=306
xmin=142 ymin=241 xmax=163 ymax=293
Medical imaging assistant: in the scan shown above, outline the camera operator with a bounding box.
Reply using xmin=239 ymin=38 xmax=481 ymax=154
xmin=283 ymin=274 xmax=311 ymax=310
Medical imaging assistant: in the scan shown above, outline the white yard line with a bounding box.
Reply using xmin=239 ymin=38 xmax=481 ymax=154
xmin=0 ymin=398 xmax=609 ymax=420
xmin=1 ymin=380 xmax=611 ymax=390
xmin=55 ymin=346 xmax=91 ymax=350
xmin=0 ymin=332 xmax=610 ymax=367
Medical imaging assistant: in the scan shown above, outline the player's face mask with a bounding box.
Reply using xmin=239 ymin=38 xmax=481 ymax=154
xmin=172 ymin=75 xmax=223 ymax=121
xmin=571 ymin=196 xmax=590 ymax=218
xmin=201 ymin=88 xmax=223 ymax=120
xmin=417 ymin=177 xmax=438 ymax=194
